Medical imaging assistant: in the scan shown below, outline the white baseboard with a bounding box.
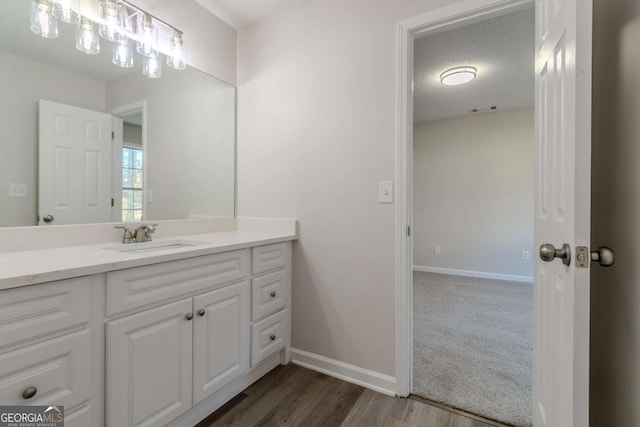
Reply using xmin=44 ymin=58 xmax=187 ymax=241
xmin=290 ymin=348 xmax=397 ymax=396
xmin=413 ymin=265 xmax=533 ymax=283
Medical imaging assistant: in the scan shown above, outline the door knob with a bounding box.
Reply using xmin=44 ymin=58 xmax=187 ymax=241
xmin=43 ymin=214 xmax=54 ymax=223
xmin=539 ymin=243 xmax=571 ymax=266
xmin=591 ymin=246 xmax=615 ymax=267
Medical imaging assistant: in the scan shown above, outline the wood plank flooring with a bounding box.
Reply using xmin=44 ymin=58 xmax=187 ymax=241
xmin=196 ymin=364 xmax=499 ymax=427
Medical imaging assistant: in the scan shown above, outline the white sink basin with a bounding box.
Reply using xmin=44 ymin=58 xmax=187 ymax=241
xmin=103 ymin=240 xmax=205 ymax=254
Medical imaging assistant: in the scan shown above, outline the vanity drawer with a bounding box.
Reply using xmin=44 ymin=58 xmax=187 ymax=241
xmin=107 ymin=250 xmax=249 ymax=316
xmin=251 ymin=309 xmax=288 ymax=366
xmin=0 ymin=330 xmax=91 ymax=409
xmin=252 ymin=242 xmax=288 ymax=275
xmin=0 ymin=277 xmax=90 ymax=351
xmin=251 ymin=270 xmax=288 ymax=321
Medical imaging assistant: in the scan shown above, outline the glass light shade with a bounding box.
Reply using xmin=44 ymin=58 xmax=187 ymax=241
xmin=113 ymin=38 xmax=134 ymax=68
xmin=136 ymin=14 xmax=158 ymax=58
xmin=143 ymin=54 xmax=162 ymax=78
xmin=30 ymin=0 xmax=58 ymax=39
xmin=440 ymin=66 xmax=477 ymax=86
xmin=76 ymin=17 xmax=100 ymax=54
xmin=98 ymin=0 xmax=122 ymax=42
xmin=52 ymin=0 xmax=79 ymax=24
xmin=166 ymin=33 xmax=186 ymax=70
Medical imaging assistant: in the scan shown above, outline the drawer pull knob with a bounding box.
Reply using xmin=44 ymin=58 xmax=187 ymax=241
xmin=185 ymin=313 xmax=193 ymax=321
xmin=270 ymin=334 xmax=276 ymax=341
xmin=270 ymin=291 xmax=277 ymax=298
xmin=198 ymin=309 xmax=206 ymax=317
xmin=22 ymin=387 xmax=37 ymax=400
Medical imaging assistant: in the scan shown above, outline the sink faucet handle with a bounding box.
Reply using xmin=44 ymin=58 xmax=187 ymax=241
xmin=134 ymin=224 xmax=158 ymax=242
xmin=114 ymin=226 xmax=134 ymax=244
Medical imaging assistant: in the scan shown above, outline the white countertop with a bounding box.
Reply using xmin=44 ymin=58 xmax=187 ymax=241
xmin=0 ymin=229 xmax=296 ymax=291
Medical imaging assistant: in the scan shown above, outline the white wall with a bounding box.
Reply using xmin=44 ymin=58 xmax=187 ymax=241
xmin=237 ymin=0 xmax=461 ymax=377
xmin=107 ymin=67 xmax=236 ymax=220
xmin=0 ymin=48 xmax=106 ymax=227
xmin=590 ymin=0 xmax=640 ymax=425
xmin=121 ymin=0 xmax=237 ymax=85
xmin=413 ymin=108 xmax=534 ymax=279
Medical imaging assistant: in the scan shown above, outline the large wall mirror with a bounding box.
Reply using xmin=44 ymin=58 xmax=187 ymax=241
xmin=0 ymin=0 xmax=236 ymax=227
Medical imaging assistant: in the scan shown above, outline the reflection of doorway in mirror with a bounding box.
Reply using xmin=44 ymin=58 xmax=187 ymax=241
xmin=111 ymin=101 xmax=147 ymax=223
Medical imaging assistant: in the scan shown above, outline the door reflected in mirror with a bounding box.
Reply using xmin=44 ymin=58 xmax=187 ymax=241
xmin=0 ymin=0 xmax=236 ymax=227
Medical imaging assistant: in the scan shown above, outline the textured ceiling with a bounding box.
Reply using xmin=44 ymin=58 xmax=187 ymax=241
xmin=193 ymin=0 xmax=314 ymax=29
xmin=414 ymin=7 xmax=534 ymax=123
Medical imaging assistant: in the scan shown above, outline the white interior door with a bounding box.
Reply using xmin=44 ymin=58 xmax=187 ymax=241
xmin=38 ymin=100 xmax=112 ymax=225
xmin=534 ymin=0 xmax=592 ymax=426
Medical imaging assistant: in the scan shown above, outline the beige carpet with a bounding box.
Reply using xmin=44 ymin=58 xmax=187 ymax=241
xmin=412 ymin=271 xmax=533 ymax=427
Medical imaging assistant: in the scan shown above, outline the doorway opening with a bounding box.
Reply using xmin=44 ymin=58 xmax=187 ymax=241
xmin=395 ymin=1 xmax=538 ymax=426
xmin=112 ymin=101 xmax=148 ymax=223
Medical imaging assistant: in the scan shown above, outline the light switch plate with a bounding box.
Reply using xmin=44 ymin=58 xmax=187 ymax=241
xmin=9 ymin=183 xmax=27 ymax=198
xmin=379 ymin=181 xmax=394 ymax=203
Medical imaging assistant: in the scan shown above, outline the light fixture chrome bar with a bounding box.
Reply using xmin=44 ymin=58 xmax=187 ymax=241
xmin=117 ymin=0 xmax=182 ymax=35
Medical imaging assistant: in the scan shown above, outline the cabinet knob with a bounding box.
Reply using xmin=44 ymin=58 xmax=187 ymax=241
xmin=22 ymin=387 xmax=37 ymax=400
xmin=270 ymin=334 xmax=276 ymax=341
xmin=198 ymin=309 xmax=206 ymax=317
xmin=270 ymin=291 xmax=277 ymax=298
xmin=185 ymin=313 xmax=193 ymax=321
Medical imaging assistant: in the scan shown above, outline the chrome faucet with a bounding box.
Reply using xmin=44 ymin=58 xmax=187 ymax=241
xmin=133 ymin=224 xmax=157 ymax=242
xmin=114 ymin=224 xmax=158 ymax=244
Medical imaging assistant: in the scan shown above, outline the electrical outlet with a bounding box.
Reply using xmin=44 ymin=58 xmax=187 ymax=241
xmin=521 ymin=250 xmax=531 ymax=261
xmin=434 ymin=245 xmax=442 ymax=255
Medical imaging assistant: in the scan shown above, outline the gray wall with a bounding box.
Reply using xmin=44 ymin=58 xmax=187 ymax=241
xmin=591 ymin=0 xmax=640 ymax=425
xmin=413 ymin=108 xmax=534 ymax=279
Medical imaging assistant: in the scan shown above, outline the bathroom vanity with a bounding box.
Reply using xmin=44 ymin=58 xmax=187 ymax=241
xmin=0 ymin=221 xmax=296 ymax=427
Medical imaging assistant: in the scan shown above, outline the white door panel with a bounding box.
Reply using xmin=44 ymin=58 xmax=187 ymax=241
xmin=39 ymin=100 xmax=112 ymax=225
xmin=534 ymin=0 xmax=592 ymax=426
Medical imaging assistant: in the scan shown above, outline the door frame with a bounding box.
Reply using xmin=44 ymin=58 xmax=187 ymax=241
xmin=394 ymin=0 xmax=535 ymax=397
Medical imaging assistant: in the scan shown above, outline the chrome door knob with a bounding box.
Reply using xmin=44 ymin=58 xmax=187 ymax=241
xmin=43 ymin=215 xmax=54 ymax=223
xmin=591 ymin=246 xmax=615 ymax=267
xmin=539 ymin=243 xmax=571 ymax=266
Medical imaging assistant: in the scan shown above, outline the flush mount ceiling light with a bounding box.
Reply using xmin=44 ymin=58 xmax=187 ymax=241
xmin=440 ymin=66 xmax=477 ymax=86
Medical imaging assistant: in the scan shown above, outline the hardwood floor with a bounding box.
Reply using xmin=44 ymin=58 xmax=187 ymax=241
xmin=196 ymin=364 xmax=499 ymax=427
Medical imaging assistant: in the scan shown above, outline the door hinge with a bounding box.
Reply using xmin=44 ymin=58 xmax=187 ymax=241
xmin=111 ymin=131 xmax=115 ymax=141
xmin=111 ymin=198 xmax=114 ymax=207
xmin=406 ymin=226 xmax=411 ymax=237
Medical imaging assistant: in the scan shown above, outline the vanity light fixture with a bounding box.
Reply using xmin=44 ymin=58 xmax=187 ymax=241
xmin=113 ymin=37 xmax=134 ymax=67
xmin=136 ymin=13 xmax=158 ymax=57
xmin=30 ymin=0 xmax=59 ymax=39
xmin=143 ymin=54 xmax=162 ymax=78
xmin=440 ymin=66 xmax=477 ymax=86
xmin=52 ymin=0 xmax=79 ymax=24
xmin=167 ymin=31 xmax=186 ymax=70
xmin=28 ymin=0 xmax=187 ymax=79
xmin=98 ymin=0 xmax=122 ymax=42
xmin=76 ymin=16 xmax=100 ymax=54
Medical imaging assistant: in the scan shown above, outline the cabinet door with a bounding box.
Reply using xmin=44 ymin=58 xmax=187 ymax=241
xmin=107 ymin=299 xmax=193 ymax=427
xmin=193 ymin=281 xmax=249 ymax=405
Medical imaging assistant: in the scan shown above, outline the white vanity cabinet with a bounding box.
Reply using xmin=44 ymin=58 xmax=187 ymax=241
xmin=0 ymin=277 xmax=96 ymax=427
xmin=105 ymin=242 xmax=291 ymax=427
xmin=0 ymin=237 xmax=292 ymax=427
